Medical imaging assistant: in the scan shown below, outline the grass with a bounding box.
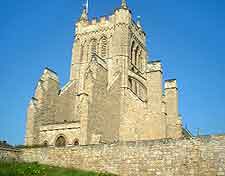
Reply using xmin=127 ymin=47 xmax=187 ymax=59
xmin=0 ymin=161 xmax=117 ymax=176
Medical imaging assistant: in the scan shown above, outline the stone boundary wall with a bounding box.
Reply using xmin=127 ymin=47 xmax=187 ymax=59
xmin=19 ymin=135 xmax=225 ymax=176
xmin=0 ymin=147 xmax=20 ymax=161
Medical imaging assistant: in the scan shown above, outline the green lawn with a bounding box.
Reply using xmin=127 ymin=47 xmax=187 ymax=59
xmin=0 ymin=161 xmax=116 ymax=176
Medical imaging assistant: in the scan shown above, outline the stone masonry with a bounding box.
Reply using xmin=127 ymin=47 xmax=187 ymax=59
xmin=25 ymin=0 xmax=189 ymax=147
xmin=20 ymin=135 xmax=225 ymax=176
xmin=1 ymin=1 xmax=221 ymax=175
xmin=0 ymin=148 xmax=20 ymax=162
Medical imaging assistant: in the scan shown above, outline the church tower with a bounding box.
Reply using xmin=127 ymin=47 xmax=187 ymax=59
xmin=25 ymin=0 xmax=186 ymax=147
xmin=69 ymin=0 xmax=150 ymax=143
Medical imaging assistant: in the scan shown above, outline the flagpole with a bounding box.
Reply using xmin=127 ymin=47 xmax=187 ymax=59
xmin=86 ymin=0 xmax=89 ymax=15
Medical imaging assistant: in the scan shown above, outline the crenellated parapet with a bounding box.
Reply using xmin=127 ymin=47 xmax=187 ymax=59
xmin=146 ymin=61 xmax=162 ymax=73
xmin=76 ymin=7 xmax=131 ymax=35
xmin=165 ymin=79 xmax=177 ymax=89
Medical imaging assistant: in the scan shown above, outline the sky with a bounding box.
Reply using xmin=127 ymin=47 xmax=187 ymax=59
xmin=0 ymin=0 xmax=225 ymax=145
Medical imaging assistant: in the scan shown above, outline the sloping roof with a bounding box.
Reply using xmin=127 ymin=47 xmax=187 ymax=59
xmin=182 ymin=128 xmax=193 ymax=139
xmin=0 ymin=141 xmax=14 ymax=149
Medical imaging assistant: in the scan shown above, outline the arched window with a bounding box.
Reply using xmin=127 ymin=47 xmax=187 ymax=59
xmin=99 ymin=36 xmax=107 ymax=58
xmin=128 ymin=77 xmax=132 ymax=89
xmin=131 ymin=41 xmax=135 ymax=64
xmin=134 ymin=81 xmax=138 ymax=94
xmin=138 ymin=50 xmax=142 ymax=69
xmin=55 ymin=136 xmax=66 ymax=147
xmin=80 ymin=44 xmax=84 ymax=63
xmin=135 ymin=46 xmax=139 ymax=66
xmin=43 ymin=141 xmax=48 ymax=147
xmin=74 ymin=139 xmax=79 ymax=146
xmin=90 ymin=39 xmax=97 ymax=58
xmin=128 ymin=76 xmax=147 ymax=101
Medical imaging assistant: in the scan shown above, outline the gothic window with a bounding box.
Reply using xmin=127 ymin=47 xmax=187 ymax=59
xmin=131 ymin=41 xmax=135 ymax=64
xmin=55 ymin=136 xmax=66 ymax=147
xmin=99 ymin=36 xmax=107 ymax=58
xmin=135 ymin=46 xmax=139 ymax=66
xmin=74 ymin=139 xmax=79 ymax=146
xmin=128 ymin=76 xmax=147 ymax=101
xmin=140 ymin=56 xmax=144 ymax=71
xmin=90 ymin=39 xmax=97 ymax=58
xmin=128 ymin=77 xmax=132 ymax=89
xmin=138 ymin=50 xmax=142 ymax=69
xmin=134 ymin=81 xmax=138 ymax=94
xmin=80 ymin=44 xmax=84 ymax=63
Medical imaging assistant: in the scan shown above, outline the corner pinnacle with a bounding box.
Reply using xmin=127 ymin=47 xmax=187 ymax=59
xmin=121 ymin=0 xmax=127 ymax=9
xmin=80 ymin=6 xmax=88 ymax=21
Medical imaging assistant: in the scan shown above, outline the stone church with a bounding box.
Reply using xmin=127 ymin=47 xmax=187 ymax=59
xmin=25 ymin=0 xmax=191 ymax=147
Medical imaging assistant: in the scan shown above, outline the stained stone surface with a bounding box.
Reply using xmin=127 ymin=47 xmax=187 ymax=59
xmin=21 ymin=135 xmax=225 ymax=176
xmin=25 ymin=0 xmax=184 ymax=147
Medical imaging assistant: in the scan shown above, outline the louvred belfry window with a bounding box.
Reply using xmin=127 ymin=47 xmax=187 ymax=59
xmin=90 ymin=39 xmax=97 ymax=56
xmin=99 ymin=36 xmax=107 ymax=58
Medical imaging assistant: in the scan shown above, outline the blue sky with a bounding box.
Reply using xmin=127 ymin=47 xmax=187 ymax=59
xmin=0 ymin=0 xmax=225 ymax=145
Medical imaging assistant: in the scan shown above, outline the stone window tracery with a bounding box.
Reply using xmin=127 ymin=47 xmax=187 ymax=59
xmin=128 ymin=77 xmax=132 ymax=88
xmin=80 ymin=44 xmax=84 ymax=62
xmin=138 ymin=50 xmax=142 ymax=70
xmin=128 ymin=76 xmax=147 ymax=101
xmin=134 ymin=81 xmax=137 ymax=94
xmin=130 ymin=41 xmax=144 ymax=72
xmin=135 ymin=46 xmax=139 ymax=66
xmin=89 ymin=39 xmax=97 ymax=59
xmin=131 ymin=41 xmax=135 ymax=65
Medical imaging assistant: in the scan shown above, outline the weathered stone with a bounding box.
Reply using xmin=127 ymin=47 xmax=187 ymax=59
xmin=24 ymin=0 xmax=186 ymax=148
xmin=10 ymin=135 xmax=224 ymax=176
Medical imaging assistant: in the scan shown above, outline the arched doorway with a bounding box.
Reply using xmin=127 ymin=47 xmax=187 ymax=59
xmin=55 ymin=136 xmax=66 ymax=147
xmin=43 ymin=140 xmax=48 ymax=147
xmin=74 ymin=138 xmax=79 ymax=146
